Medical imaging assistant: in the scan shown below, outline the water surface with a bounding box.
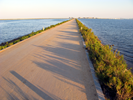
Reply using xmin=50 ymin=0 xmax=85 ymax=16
xmin=79 ymin=19 xmax=133 ymax=68
xmin=0 ymin=19 xmax=68 ymax=44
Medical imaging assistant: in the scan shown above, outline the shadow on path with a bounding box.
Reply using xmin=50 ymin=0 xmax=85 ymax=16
xmin=1 ymin=77 xmax=37 ymax=100
xmin=32 ymin=27 xmax=97 ymax=100
xmin=10 ymin=71 xmax=61 ymax=100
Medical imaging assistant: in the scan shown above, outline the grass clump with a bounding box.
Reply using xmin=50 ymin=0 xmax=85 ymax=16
xmin=20 ymin=36 xmax=29 ymax=41
xmin=76 ymin=19 xmax=133 ymax=100
xmin=0 ymin=19 xmax=71 ymax=50
xmin=13 ymin=39 xmax=20 ymax=44
xmin=7 ymin=42 xmax=13 ymax=47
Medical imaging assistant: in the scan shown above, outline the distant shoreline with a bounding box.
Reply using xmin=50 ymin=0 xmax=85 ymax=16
xmin=78 ymin=17 xmax=133 ymax=19
xmin=1 ymin=18 xmax=133 ymax=20
xmin=0 ymin=18 xmax=70 ymax=20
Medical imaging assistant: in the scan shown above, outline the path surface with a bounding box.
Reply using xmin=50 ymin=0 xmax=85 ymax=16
xmin=0 ymin=19 xmax=98 ymax=100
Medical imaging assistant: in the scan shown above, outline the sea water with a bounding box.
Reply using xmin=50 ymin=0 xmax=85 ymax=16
xmin=0 ymin=19 xmax=68 ymax=44
xmin=79 ymin=19 xmax=133 ymax=68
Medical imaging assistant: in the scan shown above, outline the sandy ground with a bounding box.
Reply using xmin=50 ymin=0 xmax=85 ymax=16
xmin=0 ymin=19 xmax=98 ymax=100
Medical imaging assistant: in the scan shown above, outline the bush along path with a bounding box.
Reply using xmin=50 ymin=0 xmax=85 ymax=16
xmin=76 ymin=19 xmax=133 ymax=100
xmin=0 ymin=19 xmax=70 ymax=50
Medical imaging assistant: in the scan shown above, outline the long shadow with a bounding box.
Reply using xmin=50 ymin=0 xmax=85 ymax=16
xmin=32 ymin=49 xmax=83 ymax=84
xmin=32 ymin=33 xmax=84 ymax=82
xmin=1 ymin=77 xmax=37 ymax=100
xmin=56 ymin=34 xmax=81 ymax=42
xmin=33 ymin=45 xmax=81 ymax=61
xmin=1 ymin=86 xmax=20 ymax=100
xmin=10 ymin=71 xmax=60 ymax=100
xmin=31 ymin=28 xmax=98 ymax=99
xmin=54 ymin=76 xmax=85 ymax=93
xmin=32 ymin=47 xmax=92 ymax=99
xmin=59 ymin=31 xmax=79 ymax=35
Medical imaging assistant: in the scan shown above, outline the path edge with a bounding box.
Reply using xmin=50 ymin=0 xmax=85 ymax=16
xmin=80 ymin=33 xmax=105 ymax=100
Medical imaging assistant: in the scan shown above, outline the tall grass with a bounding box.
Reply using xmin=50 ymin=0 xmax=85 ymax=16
xmin=76 ymin=19 xmax=133 ymax=100
xmin=0 ymin=19 xmax=70 ymax=50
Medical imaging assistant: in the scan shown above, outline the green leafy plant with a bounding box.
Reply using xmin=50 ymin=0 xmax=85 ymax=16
xmin=76 ymin=19 xmax=133 ymax=100
xmin=13 ymin=39 xmax=20 ymax=44
xmin=7 ymin=42 xmax=13 ymax=47
xmin=20 ymin=36 xmax=29 ymax=41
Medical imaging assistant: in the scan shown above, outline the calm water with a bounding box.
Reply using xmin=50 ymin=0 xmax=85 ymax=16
xmin=0 ymin=19 xmax=68 ymax=44
xmin=79 ymin=19 xmax=133 ymax=68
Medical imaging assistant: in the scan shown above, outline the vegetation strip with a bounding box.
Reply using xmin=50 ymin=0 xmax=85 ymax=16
xmin=0 ymin=19 xmax=70 ymax=50
xmin=80 ymin=30 xmax=105 ymax=100
xmin=76 ymin=19 xmax=133 ymax=100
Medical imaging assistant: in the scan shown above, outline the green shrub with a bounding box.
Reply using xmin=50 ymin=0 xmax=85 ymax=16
xmin=7 ymin=42 xmax=13 ymax=47
xmin=28 ymin=34 xmax=33 ymax=37
xmin=4 ymin=45 xmax=7 ymax=48
xmin=20 ymin=36 xmax=29 ymax=41
xmin=50 ymin=25 xmax=55 ymax=28
xmin=13 ymin=39 xmax=20 ymax=44
xmin=76 ymin=19 xmax=133 ymax=100
xmin=6 ymin=42 xmax=8 ymax=45
xmin=1 ymin=46 xmax=5 ymax=50
xmin=37 ymin=30 xmax=43 ymax=33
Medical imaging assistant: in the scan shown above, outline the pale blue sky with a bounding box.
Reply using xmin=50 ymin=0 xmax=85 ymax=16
xmin=0 ymin=0 xmax=133 ymax=19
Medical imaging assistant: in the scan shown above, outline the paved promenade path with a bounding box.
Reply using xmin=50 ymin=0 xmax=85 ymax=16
xmin=0 ymin=19 xmax=98 ymax=100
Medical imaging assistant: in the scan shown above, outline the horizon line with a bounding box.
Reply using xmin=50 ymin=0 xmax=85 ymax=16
xmin=0 ymin=17 xmax=133 ymax=20
xmin=0 ymin=18 xmax=72 ymax=20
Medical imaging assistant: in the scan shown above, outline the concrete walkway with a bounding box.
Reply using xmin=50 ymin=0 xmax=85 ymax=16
xmin=0 ymin=19 xmax=98 ymax=100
